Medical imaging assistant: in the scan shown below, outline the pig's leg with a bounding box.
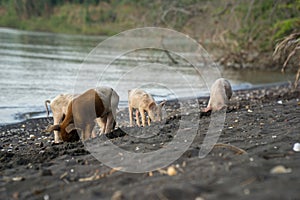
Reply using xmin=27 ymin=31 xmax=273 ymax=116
xmin=53 ymin=113 xmax=63 ymax=143
xmin=147 ymin=116 xmax=151 ymax=126
xmin=136 ymin=110 xmax=141 ymax=127
xmin=139 ymin=108 xmax=146 ymax=127
xmin=202 ymin=106 xmax=212 ymax=112
xmin=95 ymin=117 xmax=106 ymax=135
xmin=129 ymin=106 xmax=134 ymax=127
xmin=202 ymin=98 xmax=212 ymax=112
xmin=84 ymin=123 xmax=94 ymax=141
xmin=105 ymin=112 xmax=114 ymax=133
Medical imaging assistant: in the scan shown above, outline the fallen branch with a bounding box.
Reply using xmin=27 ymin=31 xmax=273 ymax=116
xmin=214 ymin=143 xmax=247 ymax=155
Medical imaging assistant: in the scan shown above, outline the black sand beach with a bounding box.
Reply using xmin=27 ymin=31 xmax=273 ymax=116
xmin=1 ymin=83 xmax=300 ymax=200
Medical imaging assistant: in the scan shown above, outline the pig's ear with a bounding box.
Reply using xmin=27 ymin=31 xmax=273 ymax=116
xmin=159 ymin=100 xmax=166 ymax=107
xmin=148 ymin=102 xmax=156 ymax=110
xmin=45 ymin=124 xmax=60 ymax=132
xmin=65 ymin=124 xmax=76 ymax=133
xmin=143 ymin=93 xmax=150 ymax=98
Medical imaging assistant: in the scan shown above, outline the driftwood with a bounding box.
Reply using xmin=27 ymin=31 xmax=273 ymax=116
xmin=214 ymin=143 xmax=247 ymax=155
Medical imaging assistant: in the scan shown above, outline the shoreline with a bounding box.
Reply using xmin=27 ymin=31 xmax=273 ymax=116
xmin=1 ymin=83 xmax=300 ymax=199
xmin=1 ymin=81 xmax=294 ymax=126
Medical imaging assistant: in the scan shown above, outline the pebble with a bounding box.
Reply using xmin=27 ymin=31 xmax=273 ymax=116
xmin=12 ymin=176 xmax=25 ymax=181
xmin=44 ymin=194 xmax=50 ymax=200
xmin=29 ymin=134 xmax=35 ymax=140
xmin=167 ymin=166 xmax=177 ymax=176
xmin=277 ymin=100 xmax=283 ymax=104
xmin=243 ymin=188 xmax=250 ymax=195
xmin=292 ymin=143 xmax=300 ymax=152
xmin=111 ymin=190 xmax=124 ymax=200
xmin=270 ymin=165 xmax=292 ymax=174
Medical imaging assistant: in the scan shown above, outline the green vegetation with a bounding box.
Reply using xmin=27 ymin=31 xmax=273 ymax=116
xmin=0 ymin=0 xmax=299 ymax=67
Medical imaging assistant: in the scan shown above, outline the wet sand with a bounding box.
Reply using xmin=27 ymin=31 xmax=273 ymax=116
xmin=1 ymin=83 xmax=300 ymax=200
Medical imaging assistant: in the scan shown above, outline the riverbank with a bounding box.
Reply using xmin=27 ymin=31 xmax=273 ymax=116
xmin=1 ymin=1 xmax=299 ymax=71
xmin=1 ymin=83 xmax=299 ymax=199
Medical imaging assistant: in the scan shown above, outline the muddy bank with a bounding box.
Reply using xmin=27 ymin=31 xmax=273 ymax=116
xmin=0 ymin=83 xmax=300 ymax=200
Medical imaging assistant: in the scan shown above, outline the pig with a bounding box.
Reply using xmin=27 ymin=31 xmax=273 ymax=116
xmin=202 ymin=78 xmax=232 ymax=112
xmin=128 ymin=88 xmax=166 ymax=127
xmin=46 ymin=87 xmax=119 ymax=141
xmin=45 ymin=94 xmax=78 ymax=143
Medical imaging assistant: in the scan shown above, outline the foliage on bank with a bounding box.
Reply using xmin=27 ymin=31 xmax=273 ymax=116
xmin=0 ymin=0 xmax=299 ymax=68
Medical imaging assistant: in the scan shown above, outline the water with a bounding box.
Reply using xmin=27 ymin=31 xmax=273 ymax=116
xmin=0 ymin=28 xmax=294 ymax=124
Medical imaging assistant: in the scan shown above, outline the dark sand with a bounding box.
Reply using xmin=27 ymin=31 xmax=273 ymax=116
xmin=1 ymin=83 xmax=300 ymax=200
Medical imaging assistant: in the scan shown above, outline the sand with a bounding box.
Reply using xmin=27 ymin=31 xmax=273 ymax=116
xmin=1 ymin=83 xmax=300 ymax=200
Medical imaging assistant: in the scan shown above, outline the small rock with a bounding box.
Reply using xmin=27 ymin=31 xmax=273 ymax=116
xmin=29 ymin=134 xmax=35 ymax=140
xmin=293 ymin=143 xmax=300 ymax=152
xmin=277 ymin=100 xmax=283 ymax=104
xmin=12 ymin=176 xmax=25 ymax=181
xmin=44 ymin=194 xmax=50 ymax=200
xmin=12 ymin=192 xmax=19 ymax=199
xmin=167 ymin=166 xmax=177 ymax=176
xmin=39 ymin=142 xmax=44 ymax=147
xmin=243 ymin=188 xmax=250 ymax=195
xmin=247 ymin=109 xmax=253 ymax=113
xmin=270 ymin=165 xmax=292 ymax=174
xmin=111 ymin=190 xmax=124 ymax=200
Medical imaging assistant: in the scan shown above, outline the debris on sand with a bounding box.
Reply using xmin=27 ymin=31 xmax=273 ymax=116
xmin=78 ymin=167 xmax=122 ymax=182
xmin=270 ymin=165 xmax=292 ymax=174
xmin=213 ymin=143 xmax=247 ymax=155
xmin=157 ymin=165 xmax=178 ymax=176
xmin=292 ymin=143 xmax=300 ymax=152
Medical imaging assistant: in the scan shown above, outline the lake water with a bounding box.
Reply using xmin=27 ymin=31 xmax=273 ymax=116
xmin=0 ymin=28 xmax=294 ymax=124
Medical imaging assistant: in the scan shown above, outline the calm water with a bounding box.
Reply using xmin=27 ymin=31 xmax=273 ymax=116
xmin=0 ymin=28 xmax=294 ymax=124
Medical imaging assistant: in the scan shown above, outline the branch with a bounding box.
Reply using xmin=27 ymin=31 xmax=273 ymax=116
xmin=282 ymin=46 xmax=300 ymax=72
xmin=214 ymin=143 xmax=247 ymax=155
